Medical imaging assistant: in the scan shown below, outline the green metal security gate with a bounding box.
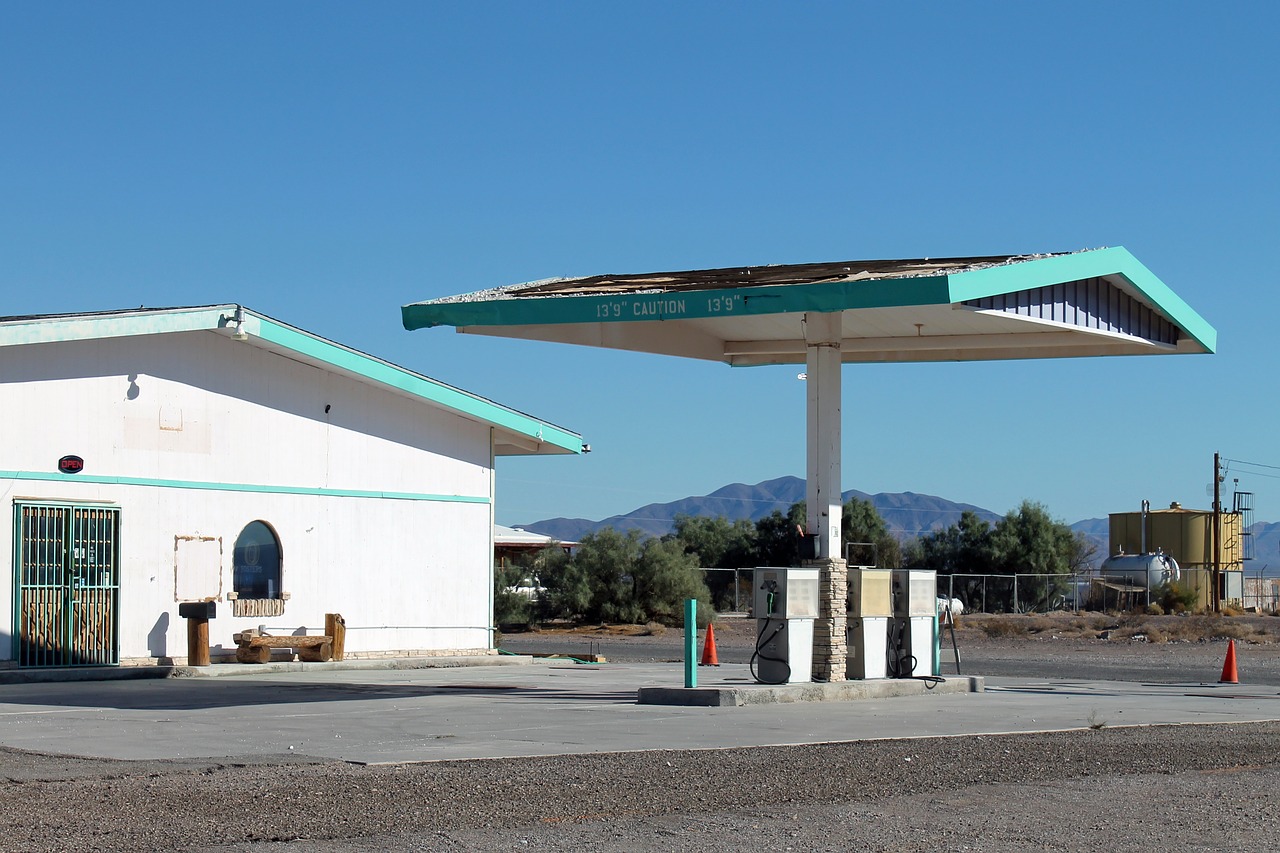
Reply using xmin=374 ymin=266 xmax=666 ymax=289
xmin=12 ymin=503 xmax=120 ymax=667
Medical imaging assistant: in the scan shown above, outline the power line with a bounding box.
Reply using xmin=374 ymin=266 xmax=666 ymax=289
xmin=1224 ymin=457 xmax=1280 ymax=473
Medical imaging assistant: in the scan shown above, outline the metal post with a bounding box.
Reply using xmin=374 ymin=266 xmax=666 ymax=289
xmin=1213 ymin=451 xmax=1222 ymax=612
xmin=684 ymin=598 xmax=697 ymax=688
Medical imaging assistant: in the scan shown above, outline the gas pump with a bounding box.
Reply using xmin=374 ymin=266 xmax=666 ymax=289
xmin=888 ymin=569 xmax=937 ymax=678
xmin=751 ymin=567 xmax=819 ymax=685
xmin=846 ymin=567 xmax=891 ymax=679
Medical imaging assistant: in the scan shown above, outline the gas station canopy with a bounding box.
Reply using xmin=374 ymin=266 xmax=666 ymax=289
xmin=403 ymin=246 xmax=1215 ymax=682
xmin=402 ymin=247 xmax=1216 ymax=364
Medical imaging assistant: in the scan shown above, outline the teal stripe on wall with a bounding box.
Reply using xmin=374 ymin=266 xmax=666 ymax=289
xmin=0 ymin=470 xmax=491 ymax=504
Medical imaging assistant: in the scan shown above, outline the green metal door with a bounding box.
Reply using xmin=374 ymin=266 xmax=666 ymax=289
xmin=13 ymin=503 xmax=120 ymax=667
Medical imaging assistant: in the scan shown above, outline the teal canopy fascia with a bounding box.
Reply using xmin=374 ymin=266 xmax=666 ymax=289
xmin=402 ymin=247 xmax=1215 ymax=366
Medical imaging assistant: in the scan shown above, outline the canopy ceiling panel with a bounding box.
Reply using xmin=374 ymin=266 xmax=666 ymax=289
xmin=403 ymin=247 xmax=1215 ymax=368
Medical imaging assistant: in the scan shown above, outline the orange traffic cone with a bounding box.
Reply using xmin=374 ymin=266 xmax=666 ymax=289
xmin=700 ymin=622 xmax=720 ymax=666
xmin=1219 ymin=639 xmax=1239 ymax=684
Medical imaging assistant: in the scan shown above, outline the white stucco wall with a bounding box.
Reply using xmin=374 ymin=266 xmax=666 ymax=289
xmin=1 ymin=329 xmax=499 ymax=663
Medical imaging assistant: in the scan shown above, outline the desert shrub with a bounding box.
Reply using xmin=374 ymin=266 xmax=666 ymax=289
xmin=1144 ymin=602 xmax=1165 ymax=616
xmin=979 ymin=618 xmax=1027 ymax=638
xmin=1155 ymin=583 xmax=1199 ymax=614
xmin=642 ymin=621 xmax=667 ymax=637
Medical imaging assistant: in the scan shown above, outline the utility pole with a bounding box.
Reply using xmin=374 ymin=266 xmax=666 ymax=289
xmin=1212 ymin=451 xmax=1222 ymax=613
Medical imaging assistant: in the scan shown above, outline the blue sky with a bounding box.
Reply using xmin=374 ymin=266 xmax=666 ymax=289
xmin=4 ymin=3 xmax=1278 ymax=531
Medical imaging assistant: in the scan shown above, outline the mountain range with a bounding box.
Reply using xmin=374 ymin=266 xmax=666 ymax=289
xmin=518 ymin=475 xmax=1280 ymax=574
xmin=522 ymin=475 xmax=1029 ymax=542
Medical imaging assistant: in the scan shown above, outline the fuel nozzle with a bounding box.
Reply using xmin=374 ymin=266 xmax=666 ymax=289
xmin=760 ymin=578 xmax=779 ymax=616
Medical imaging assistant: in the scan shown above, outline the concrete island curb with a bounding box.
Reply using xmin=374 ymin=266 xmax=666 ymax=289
xmin=638 ymin=675 xmax=985 ymax=707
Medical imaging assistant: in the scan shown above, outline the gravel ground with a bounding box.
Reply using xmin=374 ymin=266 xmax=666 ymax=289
xmin=7 ymin=619 xmax=1280 ymax=852
xmin=3 ymin=724 xmax=1279 ymax=851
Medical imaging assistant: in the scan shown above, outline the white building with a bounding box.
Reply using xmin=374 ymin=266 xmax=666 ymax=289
xmin=0 ymin=305 xmax=581 ymax=668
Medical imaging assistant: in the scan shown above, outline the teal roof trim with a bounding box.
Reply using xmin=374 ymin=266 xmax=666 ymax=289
xmin=254 ymin=316 xmax=583 ymax=452
xmin=946 ymin=247 xmax=1216 ymax=354
xmin=0 ymin=306 xmax=237 ymax=346
xmin=0 ymin=305 xmax=582 ymax=455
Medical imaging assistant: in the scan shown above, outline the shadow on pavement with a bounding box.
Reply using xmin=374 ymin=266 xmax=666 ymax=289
xmin=0 ymin=679 xmax=640 ymax=711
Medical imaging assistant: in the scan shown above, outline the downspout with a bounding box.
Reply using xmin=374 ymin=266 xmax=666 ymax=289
xmin=488 ymin=427 xmax=497 ymax=650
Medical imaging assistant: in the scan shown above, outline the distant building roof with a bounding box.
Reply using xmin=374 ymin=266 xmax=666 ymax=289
xmin=494 ymin=524 xmax=574 ymax=548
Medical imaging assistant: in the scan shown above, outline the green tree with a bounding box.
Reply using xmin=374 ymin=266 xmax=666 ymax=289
xmin=774 ymin=498 xmax=902 ymax=567
xmin=545 ymin=527 xmax=713 ymax=626
xmin=906 ymin=510 xmax=994 ymax=574
xmin=631 ymin=536 xmax=713 ymax=625
xmin=982 ymin=501 xmax=1082 ymax=611
xmin=493 ymin=556 xmax=533 ymax=626
xmin=532 ymin=543 xmax=587 ymax=622
xmin=989 ymin=500 xmax=1075 ymax=574
xmin=753 ymin=504 xmax=807 ymax=566
xmin=573 ymin=527 xmax=648 ymax=623
xmin=841 ymin=497 xmax=902 ymax=568
xmin=667 ymin=514 xmax=756 ymax=610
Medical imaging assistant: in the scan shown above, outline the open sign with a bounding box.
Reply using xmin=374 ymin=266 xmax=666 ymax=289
xmin=58 ymin=455 xmax=84 ymax=474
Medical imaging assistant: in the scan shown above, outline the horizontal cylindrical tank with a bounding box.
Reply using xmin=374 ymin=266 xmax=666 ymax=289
xmin=1100 ymin=553 xmax=1180 ymax=589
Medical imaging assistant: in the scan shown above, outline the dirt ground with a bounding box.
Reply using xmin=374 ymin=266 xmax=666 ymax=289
xmin=498 ymin=611 xmax=1280 ymax=684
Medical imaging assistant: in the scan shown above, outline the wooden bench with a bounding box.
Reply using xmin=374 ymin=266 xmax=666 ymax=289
xmin=231 ymin=614 xmax=346 ymax=664
xmin=233 ymin=632 xmax=333 ymax=664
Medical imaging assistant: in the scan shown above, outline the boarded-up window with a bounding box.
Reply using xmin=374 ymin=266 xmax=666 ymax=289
xmin=175 ymin=536 xmax=222 ymax=602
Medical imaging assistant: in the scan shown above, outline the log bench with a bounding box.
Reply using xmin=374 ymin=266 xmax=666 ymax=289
xmin=233 ymin=632 xmax=333 ymax=664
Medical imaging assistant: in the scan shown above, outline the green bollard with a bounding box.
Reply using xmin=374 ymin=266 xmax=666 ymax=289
xmin=684 ymin=598 xmax=697 ymax=688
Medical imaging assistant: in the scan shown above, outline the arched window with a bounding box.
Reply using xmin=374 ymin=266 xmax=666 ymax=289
xmin=232 ymin=521 xmax=282 ymax=600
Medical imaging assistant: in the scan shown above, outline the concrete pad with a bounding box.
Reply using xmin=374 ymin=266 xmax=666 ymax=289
xmin=0 ymin=661 xmax=1278 ymax=765
xmin=639 ymin=675 xmax=984 ymax=706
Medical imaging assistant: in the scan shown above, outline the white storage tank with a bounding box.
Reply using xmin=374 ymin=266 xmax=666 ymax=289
xmin=1099 ymin=552 xmax=1180 ymax=589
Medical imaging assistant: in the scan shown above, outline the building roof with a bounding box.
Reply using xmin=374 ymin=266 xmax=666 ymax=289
xmin=402 ymin=247 xmax=1215 ymax=366
xmin=0 ymin=305 xmax=582 ymax=456
xmin=494 ymin=524 xmax=575 ymax=548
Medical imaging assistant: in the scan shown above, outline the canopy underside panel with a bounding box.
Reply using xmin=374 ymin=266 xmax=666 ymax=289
xmin=459 ymin=284 xmax=1187 ymax=367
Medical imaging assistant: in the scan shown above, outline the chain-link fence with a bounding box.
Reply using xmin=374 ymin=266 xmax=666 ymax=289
xmin=938 ymin=572 xmax=1091 ymax=614
xmin=706 ymin=568 xmax=1096 ymax=615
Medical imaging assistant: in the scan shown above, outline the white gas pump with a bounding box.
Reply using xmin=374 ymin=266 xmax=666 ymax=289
xmin=751 ymin=567 xmax=819 ymax=684
xmin=889 ymin=569 xmax=937 ymax=678
xmin=846 ymin=567 xmax=891 ymax=679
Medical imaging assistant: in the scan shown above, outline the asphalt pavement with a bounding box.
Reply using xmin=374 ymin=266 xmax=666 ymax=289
xmin=1 ymin=657 xmax=1278 ymax=765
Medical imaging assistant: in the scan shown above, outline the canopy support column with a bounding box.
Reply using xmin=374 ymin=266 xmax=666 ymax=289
xmin=804 ymin=311 xmax=846 ymax=682
xmin=804 ymin=311 xmax=842 ymax=558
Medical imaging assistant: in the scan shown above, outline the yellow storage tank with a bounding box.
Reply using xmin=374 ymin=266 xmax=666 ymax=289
xmin=1108 ymin=503 xmax=1241 ymax=570
xmin=1108 ymin=502 xmax=1243 ymax=608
